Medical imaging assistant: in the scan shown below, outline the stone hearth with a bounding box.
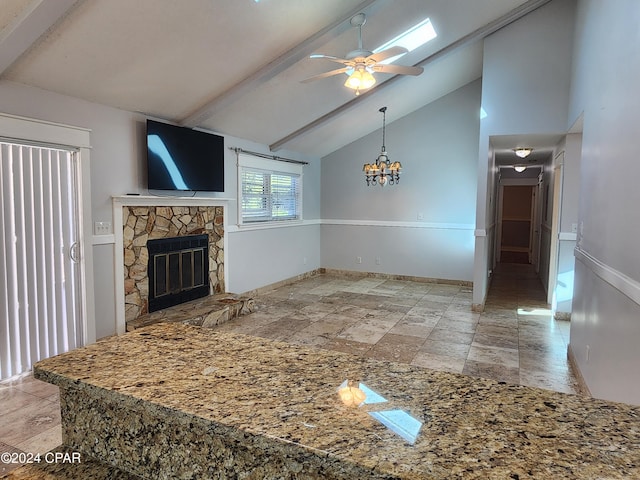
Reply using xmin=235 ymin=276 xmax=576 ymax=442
xmin=126 ymin=293 xmax=255 ymax=332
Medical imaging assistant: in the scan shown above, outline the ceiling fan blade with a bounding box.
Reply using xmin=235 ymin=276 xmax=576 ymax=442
xmin=372 ymin=64 xmax=424 ymax=76
xmin=309 ymin=54 xmax=353 ymax=66
xmin=367 ymin=46 xmax=408 ymax=64
xmin=301 ymin=67 xmax=350 ymax=83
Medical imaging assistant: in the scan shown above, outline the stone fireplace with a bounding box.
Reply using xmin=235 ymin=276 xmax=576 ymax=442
xmin=122 ymin=205 xmax=224 ymax=323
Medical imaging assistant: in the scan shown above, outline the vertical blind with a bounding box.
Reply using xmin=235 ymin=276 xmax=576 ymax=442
xmin=0 ymin=141 xmax=83 ymax=380
xmin=238 ymin=153 xmax=302 ymax=224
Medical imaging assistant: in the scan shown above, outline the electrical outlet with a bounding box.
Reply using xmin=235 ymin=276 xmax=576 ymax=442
xmin=94 ymin=221 xmax=111 ymax=235
xmin=356 ymin=256 xmax=362 ymax=264
xmin=375 ymin=257 xmax=381 ymax=265
xmin=417 ymin=212 xmax=424 ymax=221
xmin=303 ymin=257 xmax=307 ymax=265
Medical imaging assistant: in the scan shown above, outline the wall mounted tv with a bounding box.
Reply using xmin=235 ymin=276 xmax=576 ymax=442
xmin=146 ymin=119 xmax=224 ymax=192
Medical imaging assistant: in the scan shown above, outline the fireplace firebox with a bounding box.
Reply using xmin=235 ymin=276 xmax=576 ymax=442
xmin=147 ymin=234 xmax=209 ymax=312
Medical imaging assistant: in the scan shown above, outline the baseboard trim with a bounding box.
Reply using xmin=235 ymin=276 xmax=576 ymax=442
xmin=567 ymin=343 xmax=592 ymax=398
xmin=322 ymin=269 xmax=472 ymax=287
xmin=241 ymin=269 xmax=472 ymax=296
xmin=472 ymin=303 xmax=485 ymax=313
xmin=240 ymin=269 xmax=324 ymax=297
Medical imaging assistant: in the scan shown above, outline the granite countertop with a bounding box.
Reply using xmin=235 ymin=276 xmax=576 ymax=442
xmin=34 ymin=323 xmax=640 ymax=479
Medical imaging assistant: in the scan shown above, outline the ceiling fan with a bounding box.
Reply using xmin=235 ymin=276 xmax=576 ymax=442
xmin=302 ymin=13 xmax=424 ymax=95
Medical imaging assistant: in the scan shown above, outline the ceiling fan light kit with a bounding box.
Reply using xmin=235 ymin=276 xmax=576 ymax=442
xmin=363 ymin=107 xmax=401 ymax=187
xmin=304 ymin=13 xmax=424 ymax=95
xmin=344 ymin=68 xmax=376 ymax=94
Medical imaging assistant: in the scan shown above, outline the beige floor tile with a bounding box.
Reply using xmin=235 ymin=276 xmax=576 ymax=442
xmin=10 ymin=378 xmax=60 ymax=400
xmin=365 ymin=333 xmax=425 ymax=363
xmin=441 ymin=309 xmax=480 ymax=322
xmin=434 ymin=318 xmax=478 ymax=334
xmin=519 ymin=368 xmax=579 ymax=394
xmin=467 ymin=344 xmax=519 ymax=369
xmin=0 ymin=388 xmax=44 ymax=418
xmin=0 ymin=398 xmax=61 ymax=446
xmin=249 ymin=316 xmax=313 ymax=341
xmin=472 ymin=333 xmax=519 ymax=350
xmin=474 ymin=323 xmax=518 ymax=338
xmin=419 ymin=340 xmax=470 ymax=359
xmin=387 ymin=321 xmax=434 ymax=339
xmin=427 ymin=328 xmax=475 ymax=345
xmin=478 ymin=316 xmax=519 ymax=329
xmin=14 ymin=425 xmax=62 ymax=455
xmin=411 ymin=352 xmax=465 ymax=373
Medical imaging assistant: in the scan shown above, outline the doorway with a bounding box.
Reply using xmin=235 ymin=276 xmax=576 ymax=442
xmin=0 ymin=113 xmax=94 ymax=382
xmin=498 ymin=185 xmax=537 ymax=264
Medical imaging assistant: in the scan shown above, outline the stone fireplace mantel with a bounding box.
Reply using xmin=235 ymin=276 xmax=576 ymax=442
xmin=113 ymin=195 xmax=233 ymax=334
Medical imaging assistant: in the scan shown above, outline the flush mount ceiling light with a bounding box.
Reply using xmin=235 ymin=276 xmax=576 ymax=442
xmin=513 ymin=147 xmax=533 ymax=158
xmin=514 ymin=165 xmax=527 ymax=173
xmin=363 ymin=107 xmax=401 ymax=186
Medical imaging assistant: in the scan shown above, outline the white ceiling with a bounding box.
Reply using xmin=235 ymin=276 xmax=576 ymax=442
xmin=0 ymin=0 xmax=553 ymax=158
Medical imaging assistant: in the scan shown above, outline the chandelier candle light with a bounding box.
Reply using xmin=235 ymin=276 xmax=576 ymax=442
xmin=363 ymin=106 xmax=401 ymax=186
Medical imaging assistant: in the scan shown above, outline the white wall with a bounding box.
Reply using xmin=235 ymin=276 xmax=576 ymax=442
xmin=321 ymin=80 xmax=481 ymax=282
xmin=474 ymin=0 xmax=576 ymax=306
xmin=0 ymin=81 xmax=141 ymax=339
xmin=225 ymin=138 xmax=322 ymax=294
xmin=567 ymin=0 xmax=640 ymax=404
xmin=0 ymin=80 xmax=322 ymax=338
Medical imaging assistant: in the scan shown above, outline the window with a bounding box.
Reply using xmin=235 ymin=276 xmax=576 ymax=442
xmin=238 ymin=154 xmax=302 ymax=224
xmin=373 ymin=18 xmax=437 ymax=64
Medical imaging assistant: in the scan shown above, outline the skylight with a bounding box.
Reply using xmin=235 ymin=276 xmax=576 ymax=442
xmin=373 ymin=18 xmax=437 ymax=64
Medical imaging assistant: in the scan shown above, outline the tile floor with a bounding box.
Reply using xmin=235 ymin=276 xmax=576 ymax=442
xmin=0 ymin=375 xmax=62 ymax=476
xmin=0 ymin=263 xmax=581 ymax=476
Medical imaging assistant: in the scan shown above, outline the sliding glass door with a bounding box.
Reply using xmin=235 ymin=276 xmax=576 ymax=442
xmin=0 ymin=141 xmax=84 ymax=380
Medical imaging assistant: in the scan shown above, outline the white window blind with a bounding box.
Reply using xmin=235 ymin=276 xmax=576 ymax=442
xmin=0 ymin=141 xmax=83 ymax=381
xmin=238 ymin=153 xmax=302 ymax=224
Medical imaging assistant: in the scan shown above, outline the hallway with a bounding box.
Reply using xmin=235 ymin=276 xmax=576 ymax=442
xmin=476 ymin=262 xmax=578 ymax=392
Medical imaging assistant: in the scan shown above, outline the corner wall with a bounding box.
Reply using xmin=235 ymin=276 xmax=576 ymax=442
xmin=320 ymin=80 xmax=481 ymax=282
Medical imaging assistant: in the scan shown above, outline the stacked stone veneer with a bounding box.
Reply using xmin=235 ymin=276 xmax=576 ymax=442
xmin=123 ymin=205 xmax=224 ymax=322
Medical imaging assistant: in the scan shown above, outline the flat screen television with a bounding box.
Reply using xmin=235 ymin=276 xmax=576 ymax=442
xmin=146 ymin=119 xmax=224 ymax=192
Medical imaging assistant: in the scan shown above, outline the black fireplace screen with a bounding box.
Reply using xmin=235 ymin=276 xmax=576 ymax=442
xmin=147 ymin=234 xmax=209 ymax=312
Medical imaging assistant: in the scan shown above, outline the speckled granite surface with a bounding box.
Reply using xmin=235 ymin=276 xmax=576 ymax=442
xmin=27 ymin=323 xmax=640 ymax=479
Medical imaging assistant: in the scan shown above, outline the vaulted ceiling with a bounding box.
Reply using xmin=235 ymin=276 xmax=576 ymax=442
xmin=0 ymin=0 xmax=552 ymax=158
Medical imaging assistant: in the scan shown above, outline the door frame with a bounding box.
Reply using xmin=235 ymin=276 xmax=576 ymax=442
xmin=547 ymin=152 xmax=564 ymax=304
xmin=0 ymin=112 xmax=95 ymax=345
xmin=495 ymin=170 xmax=542 ymax=266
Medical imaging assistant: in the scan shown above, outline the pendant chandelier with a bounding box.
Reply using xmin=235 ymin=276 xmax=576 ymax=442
xmin=363 ymin=107 xmax=401 ymax=186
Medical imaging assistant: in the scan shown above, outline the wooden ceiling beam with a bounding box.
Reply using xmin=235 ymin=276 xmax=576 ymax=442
xmin=179 ymin=0 xmax=383 ymax=128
